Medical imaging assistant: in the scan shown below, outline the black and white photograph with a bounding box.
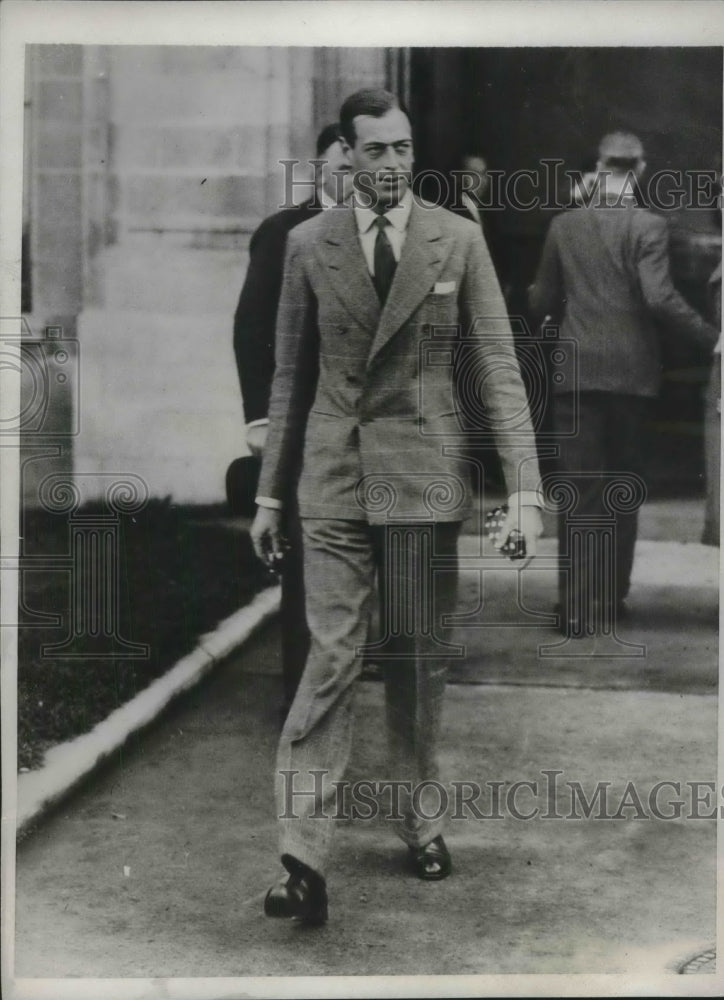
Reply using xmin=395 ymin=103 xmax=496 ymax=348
xmin=1 ymin=2 xmax=722 ymax=997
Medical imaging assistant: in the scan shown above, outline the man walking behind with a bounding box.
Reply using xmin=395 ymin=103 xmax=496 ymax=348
xmin=529 ymin=131 xmax=718 ymax=636
xmin=233 ymin=124 xmax=350 ymax=717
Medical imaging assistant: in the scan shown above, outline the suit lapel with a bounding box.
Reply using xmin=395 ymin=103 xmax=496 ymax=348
xmin=313 ymin=207 xmax=380 ymax=334
xmin=367 ymin=202 xmax=453 ymax=367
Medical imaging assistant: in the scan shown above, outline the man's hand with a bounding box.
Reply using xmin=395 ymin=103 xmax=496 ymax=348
xmin=497 ymin=504 xmax=543 ymax=565
xmin=251 ymin=505 xmax=286 ymax=570
xmin=246 ymin=423 xmax=268 ymax=458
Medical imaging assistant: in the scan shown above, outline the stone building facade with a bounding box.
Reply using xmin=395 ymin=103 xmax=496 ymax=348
xmin=22 ymin=45 xmax=406 ymax=505
xmin=21 ymin=45 xmax=719 ymax=505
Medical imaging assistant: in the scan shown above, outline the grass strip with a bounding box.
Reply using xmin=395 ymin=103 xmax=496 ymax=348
xmin=17 ymin=499 xmax=270 ymax=770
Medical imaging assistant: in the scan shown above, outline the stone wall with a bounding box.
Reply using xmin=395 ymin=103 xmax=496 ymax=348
xmin=21 ymin=45 xmax=85 ymax=509
xmin=24 ymin=45 xmax=390 ymax=505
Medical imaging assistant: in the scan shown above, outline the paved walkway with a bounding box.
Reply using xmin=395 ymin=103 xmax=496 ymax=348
xmin=12 ymin=504 xmax=719 ymax=985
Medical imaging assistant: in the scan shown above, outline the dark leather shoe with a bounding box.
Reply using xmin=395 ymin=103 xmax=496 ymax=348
xmin=264 ymin=855 xmax=328 ymax=925
xmin=409 ymin=835 xmax=452 ymax=881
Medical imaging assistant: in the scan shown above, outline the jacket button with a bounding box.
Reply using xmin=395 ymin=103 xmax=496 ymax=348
xmin=346 ymin=374 xmax=359 ymax=385
xmin=338 ymin=325 xmax=348 ymax=335
xmin=422 ymin=323 xmax=431 ymax=334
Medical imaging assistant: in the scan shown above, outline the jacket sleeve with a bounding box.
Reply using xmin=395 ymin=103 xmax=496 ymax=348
xmin=459 ymin=227 xmax=542 ymax=497
xmin=636 ymin=214 xmax=718 ymax=352
xmin=528 ymin=218 xmax=564 ymax=322
xmin=256 ymin=229 xmax=319 ymax=504
xmin=232 ymin=217 xmax=288 ymax=424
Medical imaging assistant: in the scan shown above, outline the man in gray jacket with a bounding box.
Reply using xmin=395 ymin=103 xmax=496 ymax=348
xmin=252 ymin=88 xmax=543 ymax=923
xmin=529 ymin=132 xmax=717 ymax=636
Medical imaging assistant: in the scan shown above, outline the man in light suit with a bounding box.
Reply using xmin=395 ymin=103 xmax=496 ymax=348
xmin=529 ymin=132 xmax=717 ymax=636
xmin=252 ymin=89 xmax=543 ymax=924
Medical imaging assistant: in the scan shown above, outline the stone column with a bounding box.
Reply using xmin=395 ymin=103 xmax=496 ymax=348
xmin=75 ymin=46 xmax=318 ymax=502
xmin=311 ymin=47 xmax=409 ymax=127
xmin=21 ymin=45 xmax=86 ymax=509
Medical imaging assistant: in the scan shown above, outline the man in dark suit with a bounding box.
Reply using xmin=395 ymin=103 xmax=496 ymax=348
xmin=233 ymin=123 xmax=351 ymax=717
xmin=449 ymin=151 xmax=509 ymax=298
xmin=529 ymin=131 xmax=718 ymax=636
xmin=251 ymin=89 xmax=543 ymax=923
xmin=446 ymin=151 xmax=513 ymax=495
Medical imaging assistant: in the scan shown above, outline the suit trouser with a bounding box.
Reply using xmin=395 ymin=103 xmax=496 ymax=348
xmin=276 ymin=517 xmax=460 ymax=876
xmin=552 ymin=391 xmax=649 ymax=619
xmin=279 ymin=497 xmax=310 ymax=710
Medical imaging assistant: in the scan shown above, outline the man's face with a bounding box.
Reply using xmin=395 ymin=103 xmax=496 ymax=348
xmin=350 ymin=107 xmax=413 ymax=209
xmin=462 ymin=155 xmax=490 ymax=200
xmin=319 ymin=139 xmax=352 ymax=203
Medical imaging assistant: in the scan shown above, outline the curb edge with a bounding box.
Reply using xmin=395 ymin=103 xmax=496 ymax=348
xmin=14 ymin=585 xmax=281 ymax=839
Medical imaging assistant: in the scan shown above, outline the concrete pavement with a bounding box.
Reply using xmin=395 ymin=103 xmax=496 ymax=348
xmin=11 ymin=502 xmax=720 ymax=988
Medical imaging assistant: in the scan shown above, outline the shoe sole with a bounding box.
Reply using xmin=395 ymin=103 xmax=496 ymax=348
xmin=416 ymin=868 xmax=451 ymax=881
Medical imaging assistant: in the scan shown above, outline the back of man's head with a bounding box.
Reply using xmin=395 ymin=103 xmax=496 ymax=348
xmin=597 ymin=131 xmax=645 ymax=175
xmin=461 ymin=151 xmax=489 ymax=168
xmin=339 ymin=88 xmax=404 ymax=146
xmin=316 ymin=122 xmax=343 ymax=157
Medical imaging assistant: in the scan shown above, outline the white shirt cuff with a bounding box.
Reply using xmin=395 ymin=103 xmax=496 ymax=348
xmin=246 ymin=418 xmax=269 ymax=430
xmin=255 ymin=495 xmax=283 ymax=510
xmin=508 ymin=490 xmax=544 ymax=509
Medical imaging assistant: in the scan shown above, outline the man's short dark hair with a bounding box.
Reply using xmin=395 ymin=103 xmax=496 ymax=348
xmin=316 ymin=122 xmax=343 ymax=157
xmin=598 ymin=131 xmax=645 ymax=174
xmin=339 ymin=88 xmax=407 ymax=146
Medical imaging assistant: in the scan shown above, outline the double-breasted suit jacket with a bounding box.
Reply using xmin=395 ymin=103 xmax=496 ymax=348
xmin=258 ymin=199 xmax=541 ymax=524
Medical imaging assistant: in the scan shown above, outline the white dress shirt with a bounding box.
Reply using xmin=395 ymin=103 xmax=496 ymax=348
xmin=353 ymin=188 xmax=413 ymax=273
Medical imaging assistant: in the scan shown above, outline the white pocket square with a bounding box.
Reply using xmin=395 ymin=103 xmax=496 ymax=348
xmin=433 ymin=281 xmax=456 ymax=294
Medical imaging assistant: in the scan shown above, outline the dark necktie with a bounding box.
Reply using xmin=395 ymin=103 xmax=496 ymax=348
xmin=373 ymin=215 xmax=397 ymax=303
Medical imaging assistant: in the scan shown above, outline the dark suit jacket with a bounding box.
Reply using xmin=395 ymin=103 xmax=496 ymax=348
xmin=529 ymin=203 xmax=718 ymax=397
xmin=258 ymin=200 xmax=541 ymax=524
xmin=233 ymin=200 xmax=322 ymax=423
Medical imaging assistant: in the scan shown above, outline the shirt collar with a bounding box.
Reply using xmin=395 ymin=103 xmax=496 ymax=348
xmin=354 ymin=187 xmax=413 ymax=235
xmin=590 ymin=172 xmax=639 ymax=206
